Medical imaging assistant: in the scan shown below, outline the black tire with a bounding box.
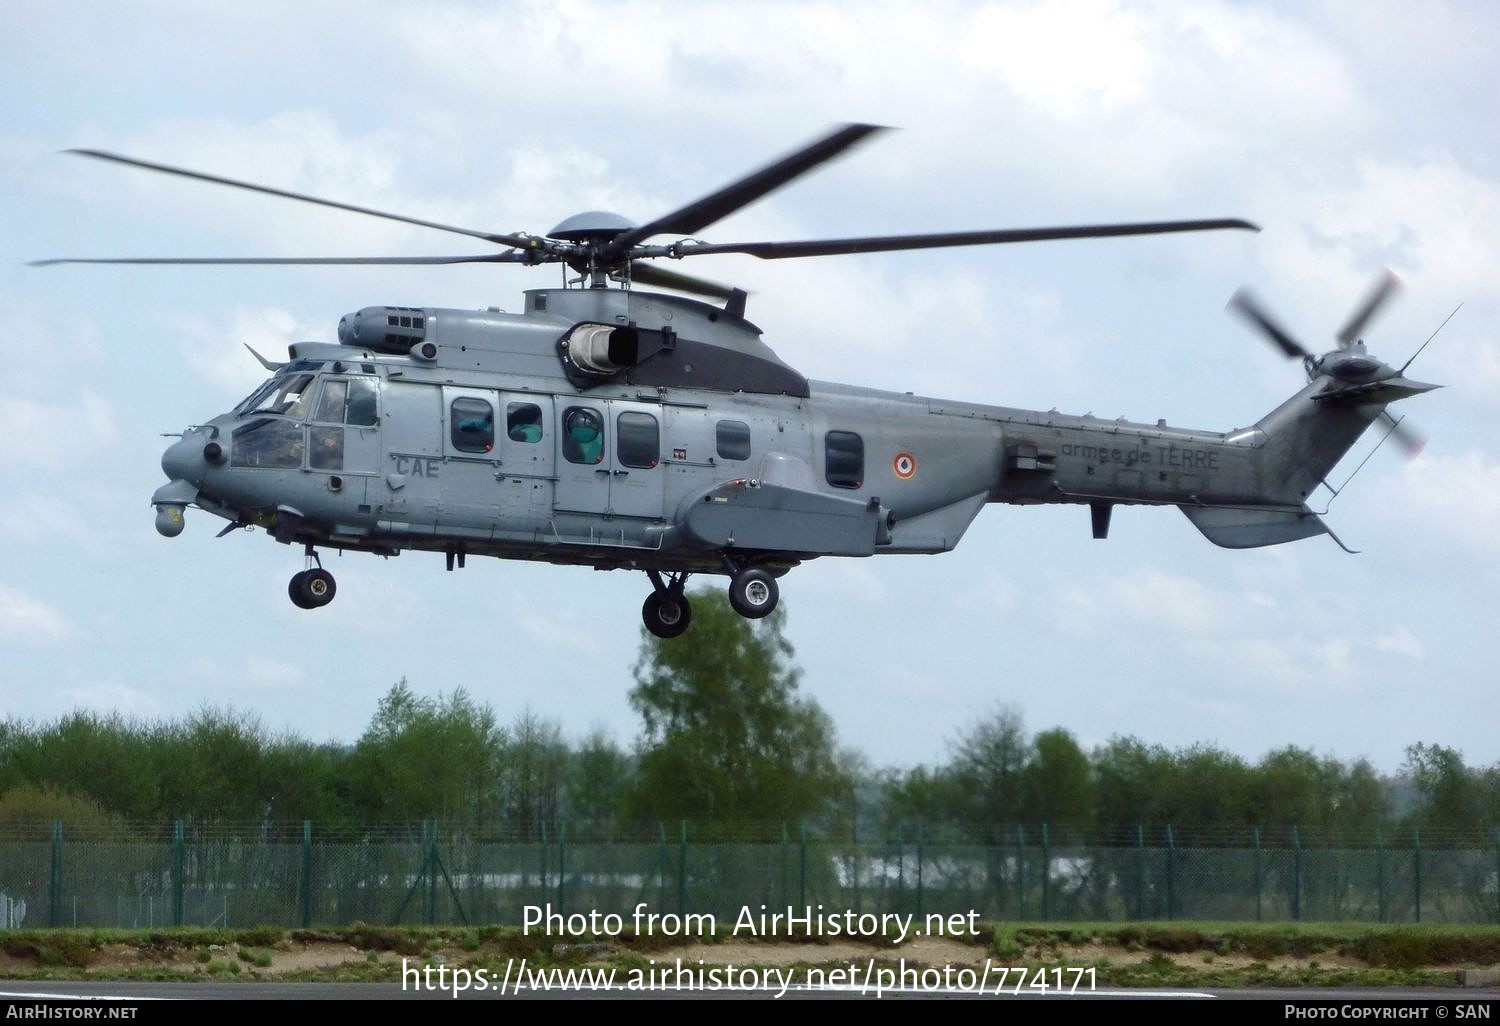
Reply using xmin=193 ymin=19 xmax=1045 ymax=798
xmin=728 ymin=568 xmax=778 ymax=619
xmin=642 ymin=590 xmax=692 ymax=639
xmin=295 ymin=567 xmax=337 ymax=608
xmin=288 ymin=571 xmax=315 ymax=609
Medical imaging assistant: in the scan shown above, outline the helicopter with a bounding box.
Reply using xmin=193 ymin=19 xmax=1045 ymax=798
xmin=36 ymin=124 xmax=1437 ymax=638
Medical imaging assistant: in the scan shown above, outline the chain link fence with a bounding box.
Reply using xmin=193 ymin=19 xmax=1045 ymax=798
xmin=2 ymin=822 xmax=1496 ymax=928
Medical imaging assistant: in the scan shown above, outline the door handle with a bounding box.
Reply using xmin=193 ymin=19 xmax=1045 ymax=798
xmin=613 ymin=469 xmax=629 ymax=476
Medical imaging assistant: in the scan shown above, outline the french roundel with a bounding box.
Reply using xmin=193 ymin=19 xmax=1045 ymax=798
xmin=893 ymin=452 xmax=917 ymax=480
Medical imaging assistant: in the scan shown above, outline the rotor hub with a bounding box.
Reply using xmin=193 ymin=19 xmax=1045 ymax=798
xmin=547 ymin=211 xmax=637 ymax=243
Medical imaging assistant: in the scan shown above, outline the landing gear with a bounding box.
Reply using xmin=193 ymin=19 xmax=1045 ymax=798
xmin=728 ymin=567 xmax=778 ymax=619
xmin=642 ymin=570 xmax=692 ymax=639
xmin=288 ymin=547 xmax=336 ymax=609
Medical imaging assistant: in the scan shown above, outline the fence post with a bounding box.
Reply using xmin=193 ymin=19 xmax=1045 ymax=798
xmin=539 ymin=821 xmax=549 ymax=906
xmin=1493 ymin=829 xmax=1500 ymax=925
xmin=915 ymin=823 xmax=924 ymax=921
xmin=1041 ymin=823 xmax=1052 ymax=921
xmin=781 ymin=822 xmax=790 ymax=910
xmin=1376 ymin=828 xmax=1387 ymax=923
xmin=49 ymin=821 xmax=63 ymax=927
xmin=1413 ymin=828 xmax=1422 ymax=924
xmin=301 ymin=820 xmax=313 ymax=928
xmin=799 ymin=821 xmax=807 ymax=909
xmin=1015 ymin=825 xmax=1026 ymax=920
xmin=1253 ymin=827 xmax=1262 ymax=922
xmin=677 ymin=821 xmax=688 ymax=918
xmin=172 ymin=820 xmax=185 ymax=927
xmin=1492 ymin=829 xmax=1500 ymax=925
xmin=657 ymin=821 xmax=669 ymax=908
xmin=1291 ymin=826 xmax=1302 ymax=921
xmin=1135 ymin=825 xmax=1145 ymax=920
xmin=557 ymin=821 xmax=568 ymax=916
xmin=424 ymin=820 xmax=437 ymax=926
xmin=894 ymin=824 xmax=903 ymax=913
xmin=1165 ymin=825 xmax=1176 ymax=920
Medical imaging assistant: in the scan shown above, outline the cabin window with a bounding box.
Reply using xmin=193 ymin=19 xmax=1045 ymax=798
xmin=450 ymin=397 xmax=494 ymax=453
xmin=617 ymin=411 xmax=660 ymax=469
xmin=824 ymin=430 xmax=864 ymax=489
xmin=562 ymin=407 xmax=605 ymax=465
xmin=507 ymin=402 xmax=543 ymax=443
xmin=716 ymin=419 xmax=751 ymax=461
xmin=346 ymin=378 xmax=379 ymax=426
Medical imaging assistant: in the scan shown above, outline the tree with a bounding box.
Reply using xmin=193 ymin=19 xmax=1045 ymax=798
xmin=1402 ymin=743 xmax=1482 ymax=834
xmin=948 ymin=705 xmax=1031 ymax=828
xmin=565 ymin=728 xmax=634 ymax=823
xmin=1020 ymin=728 xmax=1096 ymax=831
xmin=622 ymin=591 xmax=845 ymax=825
xmin=348 ymin=679 xmax=505 ymax=823
xmin=498 ymin=709 xmax=568 ymax=834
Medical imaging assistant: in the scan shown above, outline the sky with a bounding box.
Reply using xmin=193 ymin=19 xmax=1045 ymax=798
xmin=1 ymin=0 xmax=1497 ymax=778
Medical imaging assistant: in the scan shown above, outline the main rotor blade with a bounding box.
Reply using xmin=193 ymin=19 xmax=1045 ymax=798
xmin=628 ymin=260 xmax=735 ymax=300
xmin=65 ymin=149 xmax=539 ymax=251
xmin=1227 ymin=288 xmax=1312 ymax=360
xmin=605 ymin=123 xmax=888 ymax=256
xmin=30 ymin=253 xmax=530 ymax=267
xmin=1336 ymin=268 xmax=1401 ymax=350
xmin=671 ymin=218 xmax=1259 ymax=260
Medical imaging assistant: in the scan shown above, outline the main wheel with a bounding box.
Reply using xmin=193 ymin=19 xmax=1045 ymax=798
xmin=293 ymin=567 xmax=337 ymax=608
xmin=288 ymin=570 xmax=315 ymax=609
xmin=728 ymin=568 xmax=778 ymax=619
xmin=642 ymin=590 xmax=692 ymax=639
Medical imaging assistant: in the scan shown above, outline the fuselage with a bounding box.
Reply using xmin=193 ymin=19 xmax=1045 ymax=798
xmin=153 ymin=286 xmax=1375 ymax=580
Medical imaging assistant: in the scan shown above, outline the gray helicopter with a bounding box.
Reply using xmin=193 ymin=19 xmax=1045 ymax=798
xmin=37 ymin=124 xmax=1437 ymax=637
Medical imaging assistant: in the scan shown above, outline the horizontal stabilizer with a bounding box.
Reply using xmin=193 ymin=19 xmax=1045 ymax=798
xmin=1180 ymin=504 xmax=1329 ymax=549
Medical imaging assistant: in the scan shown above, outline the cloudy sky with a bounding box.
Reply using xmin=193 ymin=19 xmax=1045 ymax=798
xmin=2 ymin=0 xmax=1497 ymax=777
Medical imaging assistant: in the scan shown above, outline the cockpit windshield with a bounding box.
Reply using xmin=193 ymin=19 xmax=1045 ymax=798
xmin=237 ymin=372 xmax=317 ymax=418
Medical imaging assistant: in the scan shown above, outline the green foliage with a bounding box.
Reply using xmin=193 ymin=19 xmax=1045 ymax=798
xmin=349 ymin=680 xmax=505 ymax=822
xmin=623 ymin=592 xmax=846 ymax=823
xmin=0 ymin=783 xmax=128 ymax=837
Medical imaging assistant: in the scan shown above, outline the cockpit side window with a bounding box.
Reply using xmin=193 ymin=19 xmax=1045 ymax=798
xmin=313 ymin=380 xmax=348 ymax=423
xmin=346 ymin=378 xmax=379 ymax=426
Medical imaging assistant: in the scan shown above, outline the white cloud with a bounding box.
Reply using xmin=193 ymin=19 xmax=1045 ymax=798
xmin=0 ymin=585 xmax=72 ymax=642
xmin=167 ymin=306 xmax=323 ymax=400
xmin=1372 ymin=625 xmax=1424 ymax=660
xmin=1390 ymin=451 xmax=1500 ymax=555
xmin=58 ymin=679 xmax=163 ymax=718
xmin=0 ymin=392 xmax=116 ymax=471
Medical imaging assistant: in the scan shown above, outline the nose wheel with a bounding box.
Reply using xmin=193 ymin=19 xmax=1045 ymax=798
xmin=289 ymin=548 xmax=336 ymax=609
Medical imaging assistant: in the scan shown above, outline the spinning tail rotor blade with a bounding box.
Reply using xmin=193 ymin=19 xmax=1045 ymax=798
xmin=1337 ymin=269 xmax=1401 ymax=350
xmin=1380 ymin=410 xmax=1427 ymax=458
xmin=1227 ymin=288 xmax=1313 ymax=360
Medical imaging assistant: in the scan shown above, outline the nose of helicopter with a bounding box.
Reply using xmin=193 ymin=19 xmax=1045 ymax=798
xmin=161 ymin=433 xmax=206 ymax=484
